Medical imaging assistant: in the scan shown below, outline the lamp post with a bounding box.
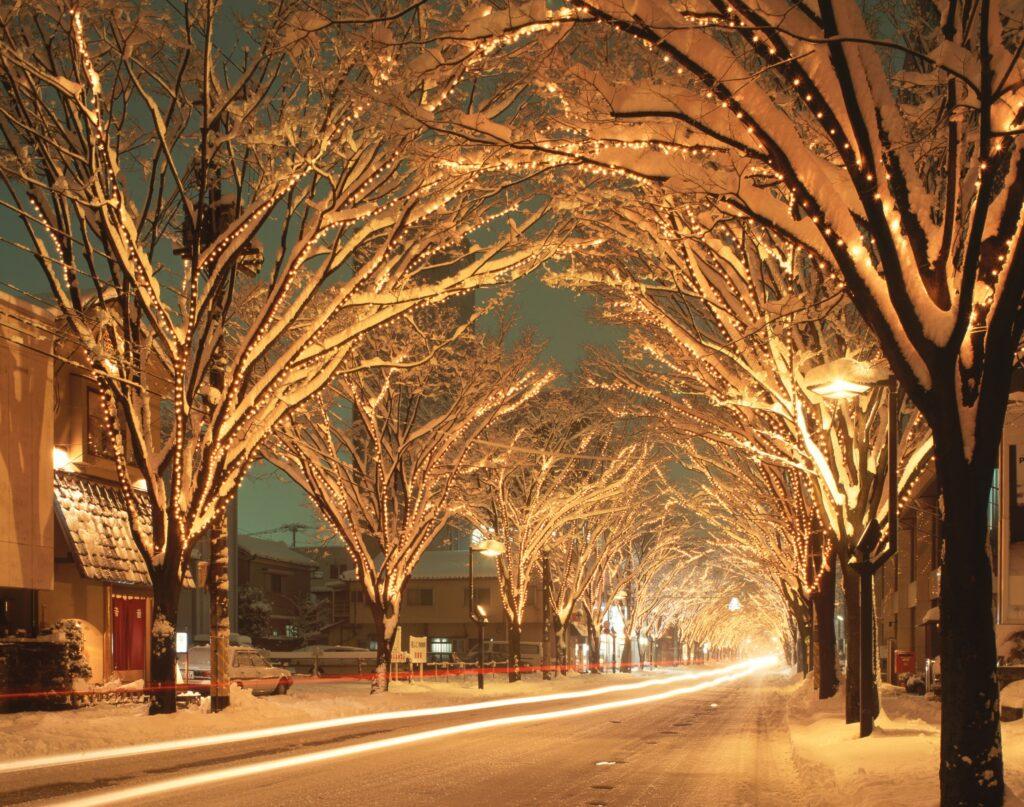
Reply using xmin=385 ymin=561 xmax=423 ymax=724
xmin=469 ymin=537 xmax=505 ymax=690
xmin=809 ymin=367 xmax=899 ymax=738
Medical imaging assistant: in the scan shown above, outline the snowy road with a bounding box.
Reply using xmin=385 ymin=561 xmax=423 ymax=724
xmin=1 ymin=667 xmax=807 ymax=806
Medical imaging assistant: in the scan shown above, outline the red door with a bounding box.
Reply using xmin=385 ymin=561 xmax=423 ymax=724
xmin=112 ymin=595 xmax=148 ymax=671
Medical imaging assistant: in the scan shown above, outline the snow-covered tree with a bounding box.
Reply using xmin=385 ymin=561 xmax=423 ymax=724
xmin=238 ymin=586 xmax=273 ymax=641
xmin=269 ymin=313 xmax=553 ymax=692
xmin=0 ymin=3 xmax=565 ymax=711
xmin=571 ymin=207 xmax=930 ymax=713
xmin=445 ymin=4 xmax=1024 ymax=795
xmin=467 ymin=390 xmax=654 ymax=681
xmin=544 ymin=465 xmax=671 ymax=674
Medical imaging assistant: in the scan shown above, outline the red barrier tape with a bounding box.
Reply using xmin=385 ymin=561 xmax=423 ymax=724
xmin=0 ymin=657 xmax=735 ymax=701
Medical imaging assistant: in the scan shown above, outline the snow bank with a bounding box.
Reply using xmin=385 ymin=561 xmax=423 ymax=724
xmin=0 ymin=669 xmax=631 ymax=761
xmin=781 ymin=677 xmax=1024 ymax=805
xmin=785 ymin=677 xmax=941 ymax=805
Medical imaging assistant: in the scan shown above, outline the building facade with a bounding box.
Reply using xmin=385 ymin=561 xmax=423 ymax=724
xmin=237 ymin=534 xmax=316 ymax=641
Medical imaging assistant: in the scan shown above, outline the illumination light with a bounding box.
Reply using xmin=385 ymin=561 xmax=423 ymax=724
xmin=473 ymin=539 xmax=505 ymax=558
xmin=808 ymin=378 xmax=871 ymax=400
xmin=52 ymin=447 xmax=72 ymax=471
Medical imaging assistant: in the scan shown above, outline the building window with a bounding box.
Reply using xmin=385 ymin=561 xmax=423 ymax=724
xmin=429 ymin=637 xmax=453 ymax=661
xmin=329 ymin=564 xmax=341 ymax=579
xmin=350 ymin=590 xmax=363 ymax=604
xmin=408 ymin=588 xmax=433 ymax=607
xmin=270 ymin=573 xmax=283 ymax=594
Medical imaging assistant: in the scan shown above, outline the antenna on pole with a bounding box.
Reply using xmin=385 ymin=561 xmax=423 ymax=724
xmin=250 ymin=522 xmax=313 ymax=547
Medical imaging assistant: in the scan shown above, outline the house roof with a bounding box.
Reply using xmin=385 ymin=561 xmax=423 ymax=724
xmin=238 ymin=534 xmax=317 ymax=568
xmin=341 ymin=549 xmax=496 ymax=581
xmin=54 ymin=471 xmax=154 ymax=588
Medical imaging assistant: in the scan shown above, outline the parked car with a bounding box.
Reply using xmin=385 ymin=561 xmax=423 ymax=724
xmin=267 ymin=644 xmax=378 ymax=675
xmin=180 ymin=645 xmax=292 ymax=695
xmin=463 ymin=641 xmax=544 ymax=668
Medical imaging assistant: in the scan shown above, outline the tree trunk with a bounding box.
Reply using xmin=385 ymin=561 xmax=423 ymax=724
xmin=585 ymin=609 xmax=601 ymax=673
xmin=208 ymin=515 xmax=231 ymax=712
xmin=557 ymin=623 xmax=569 ymax=675
xmin=814 ymin=562 xmax=839 ymax=699
xmin=842 ymin=564 xmax=862 ymax=723
xmin=542 ymin=557 xmax=553 ymax=681
xmin=507 ymin=619 xmax=523 ymax=683
xmin=148 ymin=572 xmax=182 ymax=715
xmin=939 ymin=459 xmax=1002 ymax=806
xmin=369 ymin=602 xmax=399 ymax=694
xmin=620 ymin=632 xmax=633 ymax=672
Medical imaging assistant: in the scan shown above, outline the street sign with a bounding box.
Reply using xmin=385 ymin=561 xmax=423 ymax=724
xmin=409 ymin=635 xmax=427 ymax=664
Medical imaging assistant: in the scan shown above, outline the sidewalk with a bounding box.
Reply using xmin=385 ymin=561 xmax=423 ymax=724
xmin=783 ymin=675 xmax=1024 ymax=805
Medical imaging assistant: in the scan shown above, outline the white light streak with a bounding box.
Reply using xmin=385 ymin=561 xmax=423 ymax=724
xmin=53 ymin=658 xmax=775 ymax=807
xmin=0 ymin=660 xmax=766 ymax=775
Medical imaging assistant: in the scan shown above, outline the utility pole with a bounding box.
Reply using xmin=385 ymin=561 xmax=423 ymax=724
xmin=542 ymin=552 xmax=553 ymax=681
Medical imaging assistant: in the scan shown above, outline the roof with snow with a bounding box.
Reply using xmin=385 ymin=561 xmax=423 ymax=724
xmin=238 ymin=534 xmax=317 ymax=568
xmin=54 ymin=471 xmax=154 ymax=588
xmin=341 ymin=549 xmax=497 ymax=581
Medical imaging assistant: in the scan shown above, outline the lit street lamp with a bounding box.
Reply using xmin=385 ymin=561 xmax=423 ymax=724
xmin=809 ymin=362 xmax=899 ymax=739
xmin=469 ymin=537 xmax=505 ymax=690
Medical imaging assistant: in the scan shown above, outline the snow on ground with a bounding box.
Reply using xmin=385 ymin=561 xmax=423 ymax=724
xmin=783 ymin=676 xmax=1024 ymax=806
xmin=0 ymin=669 xmax=667 ymax=761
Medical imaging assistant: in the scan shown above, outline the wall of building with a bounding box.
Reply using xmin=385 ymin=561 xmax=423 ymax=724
xmin=37 ymin=561 xmax=107 ymax=684
xmin=875 ymin=483 xmax=941 ymax=679
xmin=0 ymin=294 xmax=54 ymax=593
xmin=339 ymin=576 xmax=544 ymax=653
xmin=239 ymin=554 xmax=312 ymax=637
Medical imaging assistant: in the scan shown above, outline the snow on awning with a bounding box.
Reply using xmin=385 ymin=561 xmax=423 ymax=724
xmin=921 ymin=606 xmax=940 ymax=624
xmin=54 ymin=470 xmax=193 ymax=589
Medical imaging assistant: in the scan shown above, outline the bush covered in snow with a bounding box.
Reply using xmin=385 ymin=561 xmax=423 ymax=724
xmin=0 ymin=619 xmax=91 ymax=712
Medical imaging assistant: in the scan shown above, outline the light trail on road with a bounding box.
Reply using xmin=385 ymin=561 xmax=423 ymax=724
xmin=52 ymin=657 xmax=777 ymax=807
xmin=0 ymin=660 xmax=757 ymax=775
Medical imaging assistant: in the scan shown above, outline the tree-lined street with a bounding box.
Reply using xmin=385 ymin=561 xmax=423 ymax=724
xmin=1 ymin=665 xmax=802 ymax=807
xmin=2 ymin=0 xmax=1024 ymax=803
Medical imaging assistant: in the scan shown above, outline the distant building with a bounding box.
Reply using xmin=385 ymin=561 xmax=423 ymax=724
xmin=334 ymin=547 xmax=544 ymax=661
xmin=237 ymin=535 xmax=317 ymax=640
xmin=297 ymin=544 xmax=352 ymax=641
xmin=873 ymin=472 xmax=942 ymax=682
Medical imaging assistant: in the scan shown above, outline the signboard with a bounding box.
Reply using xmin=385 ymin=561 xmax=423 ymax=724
xmin=893 ymin=650 xmax=915 ymax=677
xmin=409 ymin=635 xmax=428 ymax=665
xmin=175 ymin=631 xmax=189 ymax=654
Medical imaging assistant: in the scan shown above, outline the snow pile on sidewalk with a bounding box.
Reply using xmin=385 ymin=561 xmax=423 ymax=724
xmin=784 ymin=677 xmax=1024 ymax=806
xmin=786 ymin=679 xmax=940 ymax=805
xmin=0 ymin=669 xmax=643 ymax=761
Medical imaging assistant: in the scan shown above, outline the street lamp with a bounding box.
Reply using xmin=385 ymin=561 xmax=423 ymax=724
xmin=808 ymin=360 xmax=899 ymax=739
xmin=469 ymin=536 xmax=505 ymax=690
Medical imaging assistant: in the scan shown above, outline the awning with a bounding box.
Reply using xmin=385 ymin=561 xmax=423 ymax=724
xmin=922 ymin=606 xmax=940 ymax=624
xmin=54 ymin=470 xmax=193 ymax=588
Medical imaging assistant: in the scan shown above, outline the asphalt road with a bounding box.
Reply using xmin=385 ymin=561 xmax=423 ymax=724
xmin=2 ymin=669 xmax=807 ymax=807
